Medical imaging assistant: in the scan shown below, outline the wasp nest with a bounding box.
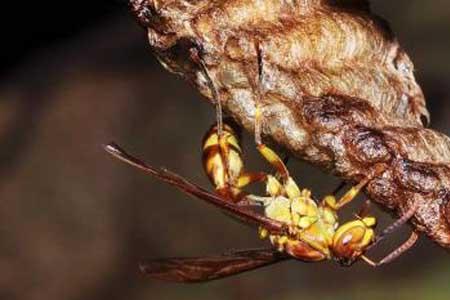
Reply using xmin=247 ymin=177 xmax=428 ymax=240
xmin=130 ymin=0 xmax=450 ymax=248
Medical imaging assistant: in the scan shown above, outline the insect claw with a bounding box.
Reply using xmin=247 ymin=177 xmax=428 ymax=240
xmin=368 ymin=202 xmax=419 ymax=250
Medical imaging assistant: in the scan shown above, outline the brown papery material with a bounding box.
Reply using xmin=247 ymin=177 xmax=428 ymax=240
xmin=129 ymin=0 xmax=450 ymax=248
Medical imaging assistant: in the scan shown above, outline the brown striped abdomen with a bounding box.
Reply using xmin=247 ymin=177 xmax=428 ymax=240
xmin=202 ymin=122 xmax=244 ymax=200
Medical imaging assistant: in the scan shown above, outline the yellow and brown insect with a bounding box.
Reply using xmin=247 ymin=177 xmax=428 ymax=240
xmin=104 ymin=122 xmax=419 ymax=282
xmin=201 ymin=121 xmax=266 ymax=201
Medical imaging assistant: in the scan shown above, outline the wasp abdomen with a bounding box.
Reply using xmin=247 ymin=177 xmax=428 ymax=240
xmin=202 ymin=122 xmax=244 ymax=199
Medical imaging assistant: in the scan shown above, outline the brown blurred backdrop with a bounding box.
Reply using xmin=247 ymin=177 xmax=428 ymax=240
xmin=0 ymin=1 xmax=449 ymax=300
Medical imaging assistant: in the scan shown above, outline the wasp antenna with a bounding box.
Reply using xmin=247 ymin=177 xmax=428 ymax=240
xmin=370 ymin=202 xmax=419 ymax=249
xmin=376 ymin=231 xmax=419 ymax=266
xmin=191 ymin=46 xmax=224 ymax=136
xmin=362 ymin=231 xmax=419 ymax=267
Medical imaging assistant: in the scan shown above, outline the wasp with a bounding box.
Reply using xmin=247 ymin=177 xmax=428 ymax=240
xmin=104 ymin=120 xmax=419 ymax=283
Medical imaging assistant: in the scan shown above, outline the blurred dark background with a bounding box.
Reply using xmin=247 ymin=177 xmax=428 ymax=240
xmin=0 ymin=1 xmax=449 ymax=300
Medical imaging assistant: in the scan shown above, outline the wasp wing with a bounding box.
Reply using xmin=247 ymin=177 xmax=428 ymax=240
xmin=139 ymin=248 xmax=288 ymax=283
xmin=104 ymin=142 xmax=286 ymax=235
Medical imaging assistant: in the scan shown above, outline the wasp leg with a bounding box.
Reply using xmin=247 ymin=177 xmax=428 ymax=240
xmin=254 ymin=41 xmax=264 ymax=148
xmin=190 ymin=46 xmax=224 ymax=136
xmin=355 ymin=199 xmax=372 ymax=219
xmin=332 ymin=181 xmax=347 ymax=196
xmin=324 ymin=165 xmax=385 ymax=210
xmin=232 ymin=172 xmax=268 ymax=206
xmin=252 ymin=42 xmax=289 ymax=181
xmin=327 ymin=178 xmax=370 ymax=210
xmin=361 ymin=231 xmax=419 ymax=267
xmin=256 ymin=142 xmax=290 ymax=181
xmin=237 ymin=172 xmax=267 ymax=189
xmin=252 ymin=42 xmax=291 ymax=181
xmin=255 ymin=143 xmax=304 ymax=200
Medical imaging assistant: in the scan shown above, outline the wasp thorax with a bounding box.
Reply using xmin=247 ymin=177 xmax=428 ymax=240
xmin=332 ymin=217 xmax=376 ymax=264
xmin=265 ymin=196 xmax=293 ymax=224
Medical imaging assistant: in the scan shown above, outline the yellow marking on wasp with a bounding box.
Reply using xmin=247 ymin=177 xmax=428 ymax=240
xmin=321 ymin=207 xmax=338 ymax=226
xmin=265 ymin=196 xmax=292 ymax=224
xmin=227 ymin=150 xmax=244 ymax=180
xmin=257 ymin=144 xmax=289 ymax=179
xmin=237 ymin=174 xmax=252 ymax=188
xmin=362 ymin=216 xmax=376 ymax=227
xmin=324 ymin=195 xmax=337 ymax=208
xmin=284 ymin=177 xmax=301 ymax=199
xmin=266 ymin=175 xmax=283 ymax=197
xmin=202 ymin=121 xmax=380 ymax=265
xmin=259 ymin=227 xmax=269 ymax=239
xmin=203 ymin=134 xmax=219 ymax=150
xmin=253 ymin=143 xmax=378 ymax=264
xmin=203 ymin=124 xmax=241 ymax=152
xmin=298 ymin=216 xmax=317 ymax=229
xmin=336 ymin=187 xmax=360 ymax=208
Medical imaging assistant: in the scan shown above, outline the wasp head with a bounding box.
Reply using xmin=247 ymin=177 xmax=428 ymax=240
xmin=331 ymin=217 xmax=376 ymax=266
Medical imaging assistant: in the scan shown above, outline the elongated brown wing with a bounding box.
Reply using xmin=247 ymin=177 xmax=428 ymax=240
xmin=139 ymin=248 xmax=288 ymax=283
xmin=104 ymin=142 xmax=286 ymax=235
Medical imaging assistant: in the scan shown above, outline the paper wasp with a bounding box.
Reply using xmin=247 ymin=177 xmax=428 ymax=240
xmin=104 ymin=120 xmax=419 ymax=283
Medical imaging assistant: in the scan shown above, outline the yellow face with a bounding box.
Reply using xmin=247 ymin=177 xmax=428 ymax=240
xmin=331 ymin=217 xmax=376 ymax=266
